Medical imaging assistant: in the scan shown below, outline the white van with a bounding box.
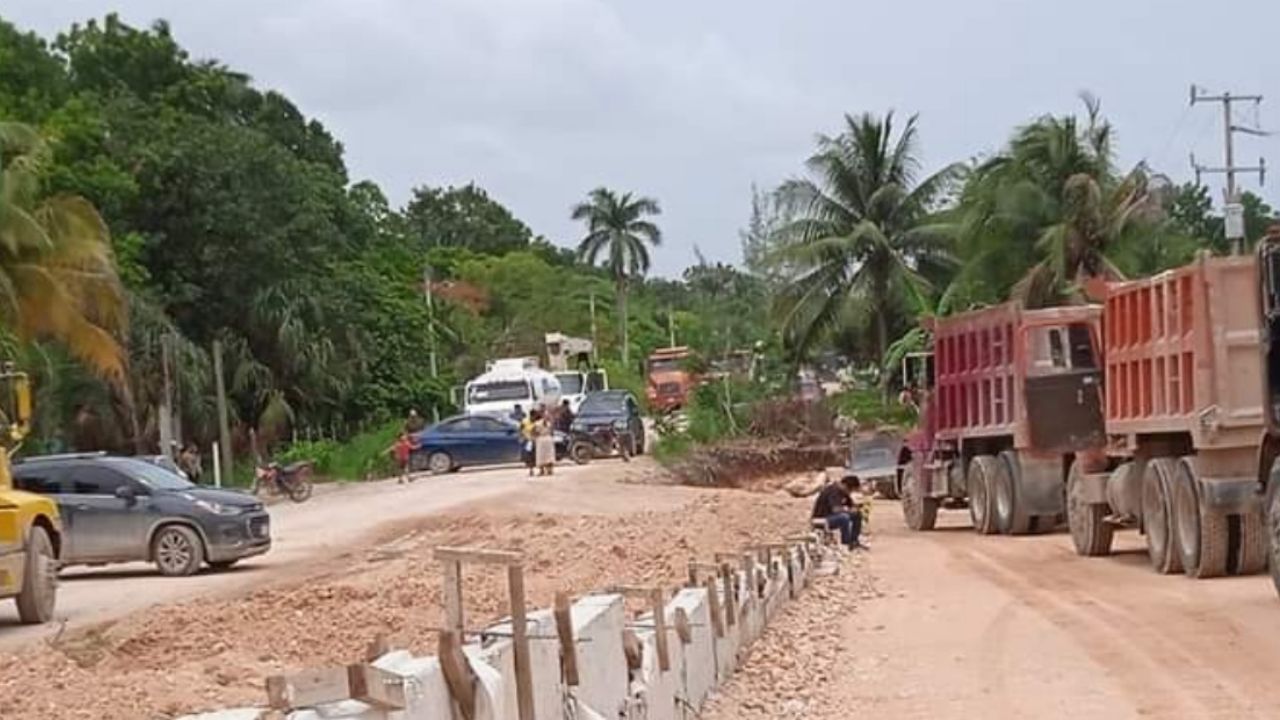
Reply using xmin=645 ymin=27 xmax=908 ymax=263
xmin=463 ymin=358 xmax=562 ymax=418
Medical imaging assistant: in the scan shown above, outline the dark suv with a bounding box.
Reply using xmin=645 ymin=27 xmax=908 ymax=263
xmin=13 ymin=454 xmax=271 ymax=576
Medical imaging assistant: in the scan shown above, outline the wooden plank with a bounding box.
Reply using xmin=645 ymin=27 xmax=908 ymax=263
xmin=651 ymin=588 xmax=671 ymax=673
xmin=443 ymin=559 xmax=465 ymax=636
xmin=507 ymin=564 xmax=535 ymax=720
xmin=265 ymin=667 xmax=349 ymax=710
xmin=554 ymin=591 xmax=580 ymax=686
xmin=438 ymin=630 xmax=477 ymax=720
xmin=346 ymin=663 xmax=406 ymax=710
xmin=673 ymin=607 xmax=692 ymax=644
xmin=687 ymin=561 xmax=700 ymax=587
xmin=435 ymin=546 xmax=524 ymax=565
xmin=704 ymin=576 xmax=725 ymax=638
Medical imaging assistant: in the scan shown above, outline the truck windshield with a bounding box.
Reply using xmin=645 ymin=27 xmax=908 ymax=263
xmin=556 ymin=373 xmax=584 ymax=394
xmin=468 ymin=381 xmax=531 ymax=403
xmin=1030 ymin=324 xmax=1097 ymax=374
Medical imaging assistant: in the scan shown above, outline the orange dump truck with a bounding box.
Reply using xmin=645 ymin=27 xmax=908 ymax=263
xmin=646 ymin=346 xmax=696 ymax=412
xmin=898 ymin=302 xmax=1105 ymax=534
xmin=1067 ymin=254 xmax=1270 ymax=578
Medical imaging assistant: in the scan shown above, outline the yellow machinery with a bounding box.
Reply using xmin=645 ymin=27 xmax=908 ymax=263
xmin=0 ymin=366 xmax=60 ymax=623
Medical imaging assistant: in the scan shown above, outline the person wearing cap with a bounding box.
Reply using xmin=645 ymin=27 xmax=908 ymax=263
xmin=811 ymin=473 xmax=868 ymax=550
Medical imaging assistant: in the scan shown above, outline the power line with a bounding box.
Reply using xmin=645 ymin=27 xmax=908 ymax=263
xmin=1189 ymin=84 xmax=1268 ymax=254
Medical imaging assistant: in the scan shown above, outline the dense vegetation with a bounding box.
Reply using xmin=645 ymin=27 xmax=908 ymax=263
xmin=1 ymin=14 xmax=1275 ymax=465
xmin=0 ymin=14 xmax=771 ymax=460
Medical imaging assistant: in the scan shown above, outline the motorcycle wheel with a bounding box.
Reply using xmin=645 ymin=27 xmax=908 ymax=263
xmin=286 ymin=471 xmax=314 ymax=502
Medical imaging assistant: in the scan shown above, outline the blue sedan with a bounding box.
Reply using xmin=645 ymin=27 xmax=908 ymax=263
xmin=410 ymin=415 xmax=567 ymax=475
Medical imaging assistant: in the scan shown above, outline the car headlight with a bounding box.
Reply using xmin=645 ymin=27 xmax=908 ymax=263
xmin=195 ymin=499 xmax=242 ymax=516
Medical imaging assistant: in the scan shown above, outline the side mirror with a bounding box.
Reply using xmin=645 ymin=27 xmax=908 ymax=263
xmin=115 ymin=485 xmax=137 ymax=503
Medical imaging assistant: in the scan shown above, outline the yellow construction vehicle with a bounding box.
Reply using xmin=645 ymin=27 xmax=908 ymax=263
xmin=0 ymin=365 xmax=60 ymax=623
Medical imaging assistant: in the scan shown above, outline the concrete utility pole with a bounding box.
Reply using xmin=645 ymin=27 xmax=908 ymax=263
xmin=589 ymin=291 xmax=599 ymax=363
xmin=213 ymin=339 xmax=233 ymax=483
xmin=423 ymin=264 xmax=440 ymax=422
xmin=1190 ymin=85 xmax=1268 ymax=254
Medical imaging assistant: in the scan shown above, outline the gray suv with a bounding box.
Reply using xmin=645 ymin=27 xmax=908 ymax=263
xmin=13 ymin=454 xmax=271 ymax=576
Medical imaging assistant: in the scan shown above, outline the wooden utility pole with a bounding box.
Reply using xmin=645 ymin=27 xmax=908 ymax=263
xmin=213 ymin=339 xmax=233 ymax=482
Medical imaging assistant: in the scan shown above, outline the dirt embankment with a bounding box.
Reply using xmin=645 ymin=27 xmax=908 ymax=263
xmin=665 ymin=440 xmax=843 ymax=488
xmin=0 ymin=481 xmax=809 ymax=720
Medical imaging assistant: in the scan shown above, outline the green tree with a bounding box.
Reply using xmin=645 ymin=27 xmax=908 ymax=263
xmin=773 ymin=111 xmax=958 ymax=366
xmin=0 ymin=121 xmax=125 ymax=378
xmin=957 ymin=96 xmax=1163 ymax=306
xmin=571 ymin=187 xmax=663 ymax=366
xmin=404 ymin=184 xmax=532 ymax=255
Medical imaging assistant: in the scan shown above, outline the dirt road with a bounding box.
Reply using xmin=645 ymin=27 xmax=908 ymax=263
xmin=0 ymin=459 xmax=652 ymax=649
xmin=838 ymin=503 xmax=1280 ymax=719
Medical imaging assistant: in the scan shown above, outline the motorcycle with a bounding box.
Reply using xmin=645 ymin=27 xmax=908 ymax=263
xmin=252 ymin=460 xmax=315 ymax=502
xmin=568 ymin=426 xmax=632 ymax=465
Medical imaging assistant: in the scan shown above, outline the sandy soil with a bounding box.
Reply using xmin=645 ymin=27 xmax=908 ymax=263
xmin=0 ymin=468 xmax=810 ymax=719
xmin=706 ymin=500 xmax=1280 ymax=720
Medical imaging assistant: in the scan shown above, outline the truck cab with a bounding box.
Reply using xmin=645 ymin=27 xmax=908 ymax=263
xmin=646 ymin=346 xmax=696 ymax=412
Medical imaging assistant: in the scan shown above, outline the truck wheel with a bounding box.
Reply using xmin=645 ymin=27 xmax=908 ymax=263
xmin=967 ymin=456 xmax=999 ymax=535
xmin=1067 ymin=459 xmax=1113 ymax=556
xmin=1142 ymin=459 xmax=1184 ymax=575
xmin=15 ymin=526 xmax=56 ymax=624
xmin=901 ymin=465 xmax=938 ymax=531
xmin=1171 ymin=457 xmax=1222 ymax=578
xmin=1268 ymin=484 xmax=1280 ymax=596
xmin=1234 ymin=508 xmax=1268 ymax=576
xmin=994 ymin=450 xmax=1033 ymax=535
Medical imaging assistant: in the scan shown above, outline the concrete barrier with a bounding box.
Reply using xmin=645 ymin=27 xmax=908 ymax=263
xmin=180 ymin=539 xmax=833 ymax=720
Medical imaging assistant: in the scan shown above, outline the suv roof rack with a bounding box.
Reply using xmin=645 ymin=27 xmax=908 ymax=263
xmin=14 ymin=451 xmax=110 ymax=464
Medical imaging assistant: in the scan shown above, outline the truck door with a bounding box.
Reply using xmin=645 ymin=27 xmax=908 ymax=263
xmin=1023 ymin=324 xmax=1105 ymax=452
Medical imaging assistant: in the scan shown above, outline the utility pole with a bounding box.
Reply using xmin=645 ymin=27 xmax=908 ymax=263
xmin=667 ymin=308 xmax=676 ymax=347
xmin=588 ymin=291 xmax=599 ymax=364
xmin=159 ymin=333 xmax=174 ymax=458
xmin=423 ymin=264 xmax=440 ymax=422
xmin=1190 ymin=85 xmax=1268 ymax=254
xmin=212 ymin=339 xmax=233 ymax=483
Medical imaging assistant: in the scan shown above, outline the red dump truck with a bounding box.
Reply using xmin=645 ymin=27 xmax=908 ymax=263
xmin=897 ymin=302 xmax=1106 ymax=534
xmin=1066 ymin=254 xmax=1269 ymax=578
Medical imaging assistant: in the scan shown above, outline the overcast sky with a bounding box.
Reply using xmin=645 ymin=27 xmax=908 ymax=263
xmin=7 ymin=0 xmax=1280 ymax=275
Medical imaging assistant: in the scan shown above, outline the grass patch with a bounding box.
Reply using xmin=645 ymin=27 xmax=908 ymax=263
xmin=275 ymin=421 xmax=399 ymax=481
xmin=829 ymin=386 xmax=915 ymax=429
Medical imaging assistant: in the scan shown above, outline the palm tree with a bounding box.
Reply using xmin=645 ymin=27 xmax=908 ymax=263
xmin=772 ymin=111 xmax=959 ymax=366
xmin=0 ymin=121 xmax=126 ymax=379
xmin=957 ymin=95 xmax=1164 ymax=307
xmin=571 ymin=188 xmax=662 ymax=366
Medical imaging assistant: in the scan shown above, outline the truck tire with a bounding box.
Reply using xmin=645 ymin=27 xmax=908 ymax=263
xmin=15 ymin=526 xmax=56 ymax=624
xmin=901 ymin=465 xmax=938 ymax=531
xmin=1235 ymin=508 xmax=1268 ymax=576
xmin=994 ymin=450 xmax=1034 ymax=535
xmin=1142 ymin=459 xmax=1184 ymax=575
xmin=1171 ymin=457 xmax=1225 ymax=578
xmin=1268 ymin=484 xmax=1280 ymax=596
xmin=968 ymin=456 xmax=999 ymax=535
xmin=1067 ymin=459 xmax=1113 ymax=556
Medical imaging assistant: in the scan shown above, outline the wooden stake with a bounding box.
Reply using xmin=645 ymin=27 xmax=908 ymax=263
xmin=673 ymin=607 xmax=692 ymax=644
xmin=443 ymin=560 xmax=464 ymax=636
xmin=650 ymin=587 xmax=671 ymax=673
xmin=622 ymin=628 xmax=643 ymax=671
xmin=704 ymin=577 xmax=725 ymax=638
xmin=554 ymin=591 xmax=580 ymax=687
xmin=507 ymin=564 xmax=535 ymax=720
xmin=364 ymin=634 xmax=391 ymax=662
xmin=438 ymin=630 xmax=477 ymax=720
xmin=719 ymin=564 xmax=736 ymax=628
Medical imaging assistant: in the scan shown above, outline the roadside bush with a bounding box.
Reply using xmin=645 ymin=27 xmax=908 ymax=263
xmin=274 ymin=421 xmax=399 ymax=481
xmin=829 ymin=387 xmax=915 ymax=429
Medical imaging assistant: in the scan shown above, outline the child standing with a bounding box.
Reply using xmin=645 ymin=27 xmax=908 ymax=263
xmin=393 ymin=432 xmax=414 ymax=484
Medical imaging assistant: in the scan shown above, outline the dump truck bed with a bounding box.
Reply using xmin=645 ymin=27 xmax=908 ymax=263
xmin=931 ymin=303 xmax=1020 ymax=444
xmin=1103 ymin=254 xmax=1263 ymax=451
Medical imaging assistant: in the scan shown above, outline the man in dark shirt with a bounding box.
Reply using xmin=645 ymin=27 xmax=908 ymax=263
xmin=812 ymin=474 xmax=866 ymax=549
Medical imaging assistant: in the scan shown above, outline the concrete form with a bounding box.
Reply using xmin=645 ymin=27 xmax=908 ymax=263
xmin=181 ymin=538 xmax=827 ymax=720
